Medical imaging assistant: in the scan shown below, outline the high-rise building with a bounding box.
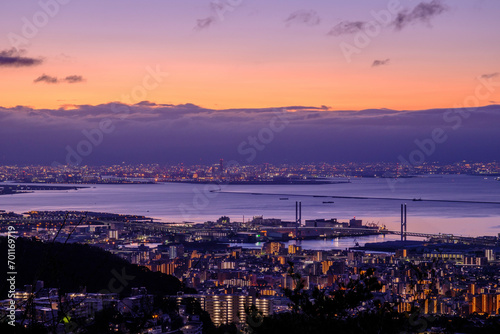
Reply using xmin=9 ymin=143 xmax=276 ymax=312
xmin=485 ymin=249 xmax=495 ymax=262
xmin=169 ymin=243 xmax=184 ymax=259
xmin=176 ymin=294 xmax=272 ymax=325
xmin=288 ymin=244 xmax=301 ymax=254
xmin=264 ymin=242 xmax=284 ymax=255
xmin=316 ymin=251 xmax=324 ymax=262
xmin=321 ymin=260 xmax=334 ymax=274
xmin=395 ymin=249 xmax=407 ymax=258
xmin=108 ymin=230 xmax=119 ymax=239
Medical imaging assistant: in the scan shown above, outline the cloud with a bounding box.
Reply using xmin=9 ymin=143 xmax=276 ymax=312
xmin=393 ymin=0 xmax=448 ymax=31
xmin=328 ymin=21 xmax=365 ymax=36
xmin=1 ymin=103 xmax=499 ymax=165
xmin=0 ymin=48 xmax=42 ymax=67
xmin=372 ymin=59 xmax=390 ymax=67
xmin=64 ymin=75 xmax=84 ymax=83
xmin=34 ymin=74 xmax=85 ymax=84
xmin=34 ymin=74 xmax=59 ymax=84
xmin=328 ymin=1 xmax=447 ymax=37
xmin=481 ymin=72 xmax=498 ymax=79
xmin=285 ymin=10 xmax=321 ymax=27
xmin=135 ymin=101 xmax=158 ymax=107
xmin=195 ymin=16 xmax=216 ymax=30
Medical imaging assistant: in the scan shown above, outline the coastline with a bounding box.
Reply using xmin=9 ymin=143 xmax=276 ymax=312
xmin=0 ymin=184 xmax=88 ymax=196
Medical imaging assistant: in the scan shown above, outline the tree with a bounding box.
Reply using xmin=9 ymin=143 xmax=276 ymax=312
xmin=247 ymin=263 xmax=406 ymax=334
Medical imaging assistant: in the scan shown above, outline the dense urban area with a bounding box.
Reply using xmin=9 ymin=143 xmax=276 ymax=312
xmin=1 ymin=207 xmax=499 ymax=333
xmin=0 ymin=161 xmax=500 ymax=185
xmin=1 ymin=160 xmax=500 ymax=333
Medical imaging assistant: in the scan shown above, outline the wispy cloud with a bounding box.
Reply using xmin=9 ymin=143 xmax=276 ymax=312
xmin=481 ymin=72 xmax=498 ymax=79
xmin=328 ymin=1 xmax=448 ymax=37
xmin=372 ymin=59 xmax=390 ymax=67
xmin=0 ymin=48 xmax=42 ymax=67
xmin=285 ymin=10 xmax=321 ymax=27
xmin=328 ymin=21 xmax=365 ymax=36
xmin=34 ymin=74 xmax=85 ymax=84
xmin=195 ymin=16 xmax=216 ymax=30
xmin=34 ymin=74 xmax=58 ymax=84
xmin=393 ymin=0 xmax=448 ymax=31
xmin=64 ymin=75 xmax=84 ymax=83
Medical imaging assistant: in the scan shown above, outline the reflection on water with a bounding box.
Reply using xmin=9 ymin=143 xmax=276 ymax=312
xmin=230 ymin=234 xmax=411 ymax=250
xmin=1 ymin=175 xmax=499 ymax=236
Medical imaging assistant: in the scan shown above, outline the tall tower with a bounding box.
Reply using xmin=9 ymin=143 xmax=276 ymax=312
xmin=401 ymin=204 xmax=407 ymax=241
xmin=295 ymin=201 xmax=302 ymax=239
xmin=219 ymin=159 xmax=224 ymax=174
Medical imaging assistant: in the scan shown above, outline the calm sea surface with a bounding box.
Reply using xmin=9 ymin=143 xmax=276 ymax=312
xmin=1 ymin=176 xmax=499 ymax=244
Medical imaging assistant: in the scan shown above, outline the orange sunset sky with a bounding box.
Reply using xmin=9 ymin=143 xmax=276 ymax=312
xmin=1 ymin=0 xmax=499 ymax=111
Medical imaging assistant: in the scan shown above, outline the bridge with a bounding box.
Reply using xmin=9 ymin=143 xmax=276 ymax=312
xmin=259 ymin=226 xmax=495 ymax=246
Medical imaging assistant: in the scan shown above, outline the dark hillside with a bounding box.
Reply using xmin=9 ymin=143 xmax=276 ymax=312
xmin=0 ymin=237 xmax=184 ymax=297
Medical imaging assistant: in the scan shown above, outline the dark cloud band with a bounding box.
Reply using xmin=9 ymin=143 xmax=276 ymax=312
xmin=0 ymin=48 xmax=42 ymax=67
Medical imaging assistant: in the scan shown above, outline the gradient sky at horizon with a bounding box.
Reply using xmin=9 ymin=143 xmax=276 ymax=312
xmin=1 ymin=0 xmax=500 ymax=111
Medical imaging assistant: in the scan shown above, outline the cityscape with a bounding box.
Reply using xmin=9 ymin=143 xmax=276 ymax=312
xmin=1 ymin=166 xmax=500 ymax=333
xmin=2 ymin=1 xmax=500 ymax=333
xmin=0 ymin=203 xmax=500 ymax=333
xmin=1 ymin=161 xmax=500 ymax=185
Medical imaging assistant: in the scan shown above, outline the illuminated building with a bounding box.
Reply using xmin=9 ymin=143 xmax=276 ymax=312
xmin=176 ymin=294 xmax=272 ymax=325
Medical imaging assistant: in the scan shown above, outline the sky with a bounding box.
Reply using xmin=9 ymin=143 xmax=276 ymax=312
xmin=1 ymin=0 xmax=499 ymax=165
